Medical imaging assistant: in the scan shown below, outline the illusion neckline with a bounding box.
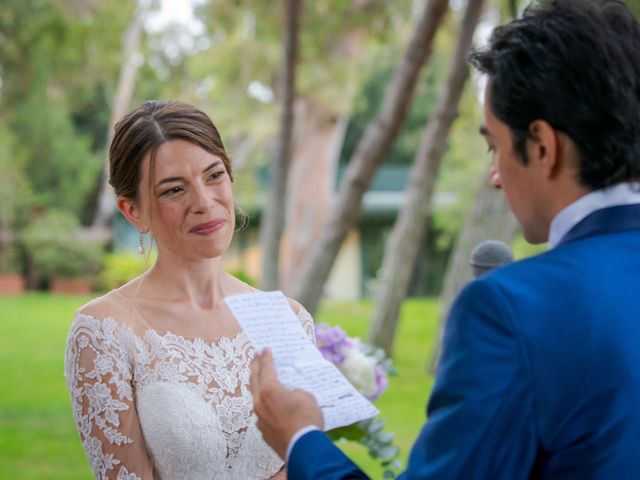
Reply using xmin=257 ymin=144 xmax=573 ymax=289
xmin=74 ymin=312 xmax=247 ymax=345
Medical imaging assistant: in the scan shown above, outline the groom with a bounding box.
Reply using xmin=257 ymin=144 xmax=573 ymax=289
xmin=250 ymin=0 xmax=640 ymax=478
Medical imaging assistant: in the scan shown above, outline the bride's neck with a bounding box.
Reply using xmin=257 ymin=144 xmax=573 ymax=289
xmin=142 ymin=254 xmax=228 ymax=309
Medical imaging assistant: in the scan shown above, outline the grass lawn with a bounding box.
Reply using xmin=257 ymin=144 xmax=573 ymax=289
xmin=0 ymin=293 xmax=94 ymax=479
xmin=0 ymin=293 xmax=439 ymax=479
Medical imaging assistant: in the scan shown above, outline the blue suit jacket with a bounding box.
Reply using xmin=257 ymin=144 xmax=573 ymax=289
xmin=288 ymin=204 xmax=640 ymax=479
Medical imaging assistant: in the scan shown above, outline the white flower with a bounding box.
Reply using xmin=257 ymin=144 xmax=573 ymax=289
xmin=338 ymin=348 xmax=378 ymax=399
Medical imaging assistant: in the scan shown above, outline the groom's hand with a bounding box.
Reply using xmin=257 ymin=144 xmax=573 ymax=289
xmin=250 ymin=348 xmax=324 ymax=459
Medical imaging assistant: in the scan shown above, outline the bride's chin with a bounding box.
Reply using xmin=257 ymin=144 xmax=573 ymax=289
xmin=190 ymin=244 xmax=230 ymax=260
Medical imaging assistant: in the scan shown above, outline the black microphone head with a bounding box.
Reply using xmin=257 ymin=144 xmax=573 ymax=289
xmin=470 ymin=240 xmax=514 ymax=278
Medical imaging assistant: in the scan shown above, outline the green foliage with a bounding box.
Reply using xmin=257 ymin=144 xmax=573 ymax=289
xmin=512 ymin=233 xmax=547 ymax=260
xmin=329 ymin=418 xmax=402 ymax=479
xmin=22 ymin=210 xmax=102 ymax=280
xmin=228 ymin=269 xmax=257 ymax=287
xmin=338 ymin=44 xmax=440 ymax=166
xmin=70 ymin=83 xmax=111 ymax=152
xmin=13 ymin=97 xmax=100 ymax=219
xmin=357 ymin=418 xmax=403 ymax=479
xmin=628 ymin=0 xmax=640 ymax=19
xmin=0 ymin=244 xmax=22 ymax=274
xmin=0 ymin=120 xmax=32 ymax=231
xmin=99 ymin=251 xmax=152 ymax=291
xmin=0 ymin=0 xmax=138 ymax=224
xmin=194 ymin=0 xmax=412 ymax=114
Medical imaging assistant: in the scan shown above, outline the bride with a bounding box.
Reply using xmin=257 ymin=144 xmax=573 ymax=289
xmin=64 ymin=100 xmax=314 ymax=479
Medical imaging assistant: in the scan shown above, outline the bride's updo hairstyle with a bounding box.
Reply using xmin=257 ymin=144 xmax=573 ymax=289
xmin=109 ymin=100 xmax=233 ymax=201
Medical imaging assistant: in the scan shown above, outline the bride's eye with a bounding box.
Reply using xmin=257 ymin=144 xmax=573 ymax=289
xmin=162 ymin=186 xmax=183 ymax=196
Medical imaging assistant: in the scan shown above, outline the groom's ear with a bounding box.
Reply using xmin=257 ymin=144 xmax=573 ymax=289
xmin=527 ymin=120 xmax=560 ymax=180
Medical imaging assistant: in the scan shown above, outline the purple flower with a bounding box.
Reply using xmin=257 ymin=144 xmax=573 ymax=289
xmin=314 ymin=323 xmax=353 ymax=365
xmin=314 ymin=323 xmax=390 ymax=402
xmin=370 ymin=365 xmax=388 ymax=401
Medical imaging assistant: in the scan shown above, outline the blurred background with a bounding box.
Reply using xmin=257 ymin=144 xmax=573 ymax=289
xmin=1 ymin=0 xmax=637 ymax=477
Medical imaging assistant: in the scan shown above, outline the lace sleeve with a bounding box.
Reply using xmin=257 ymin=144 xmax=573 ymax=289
xmin=64 ymin=314 xmax=154 ymax=480
xmin=296 ymin=306 xmax=316 ymax=345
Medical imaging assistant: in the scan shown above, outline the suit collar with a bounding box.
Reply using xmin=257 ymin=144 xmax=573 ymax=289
xmin=557 ymin=204 xmax=640 ymax=247
xmin=548 ymin=182 xmax=640 ymax=248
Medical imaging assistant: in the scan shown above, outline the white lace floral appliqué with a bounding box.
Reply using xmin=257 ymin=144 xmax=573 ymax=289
xmin=65 ymin=309 xmax=315 ymax=479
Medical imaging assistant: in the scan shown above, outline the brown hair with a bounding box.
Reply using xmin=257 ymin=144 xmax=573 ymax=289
xmin=109 ymin=100 xmax=233 ymax=200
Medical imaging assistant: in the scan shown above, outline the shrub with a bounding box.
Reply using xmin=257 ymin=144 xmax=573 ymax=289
xmin=0 ymin=244 xmax=22 ymax=274
xmin=228 ymin=269 xmax=257 ymax=287
xmin=22 ymin=210 xmax=102 ymax=281
xmin=99 ymin=251 xmax=155 ymax=291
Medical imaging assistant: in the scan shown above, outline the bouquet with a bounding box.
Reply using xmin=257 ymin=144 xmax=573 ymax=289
xmin=315 ymin=323 xmax=402 ymax=478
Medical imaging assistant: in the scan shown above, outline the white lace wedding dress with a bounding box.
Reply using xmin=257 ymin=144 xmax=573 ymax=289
xmin=64 ymin=294 xmax=315 ymax=480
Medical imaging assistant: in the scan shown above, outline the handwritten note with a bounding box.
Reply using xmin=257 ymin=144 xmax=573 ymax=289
xmin=224 ymin=291 xmax=379 ymax=431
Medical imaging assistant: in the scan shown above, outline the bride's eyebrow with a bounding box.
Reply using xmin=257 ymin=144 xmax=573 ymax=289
xmin=156 ymin=175 xmax=183 ymax=189
xmin=155 ymin=161 xmax=222 ymax=189
xmin=202 ymin=160 xmax=222 ymax=174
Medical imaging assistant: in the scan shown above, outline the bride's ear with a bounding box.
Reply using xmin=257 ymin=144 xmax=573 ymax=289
xmin=117 ymin=196 xmax=147 ymax=232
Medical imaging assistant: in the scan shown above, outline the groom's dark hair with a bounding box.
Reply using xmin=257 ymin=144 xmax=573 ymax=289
xmin=471 ymin=0 xmax=640 ymax=190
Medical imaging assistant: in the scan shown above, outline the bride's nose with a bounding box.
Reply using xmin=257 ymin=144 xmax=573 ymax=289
xmin=190 ymin=182 xmax=216 ymax=212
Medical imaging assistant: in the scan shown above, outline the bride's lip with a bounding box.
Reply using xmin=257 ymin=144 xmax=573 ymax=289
xmin=189 ymin=219 xmax=226 ymax=235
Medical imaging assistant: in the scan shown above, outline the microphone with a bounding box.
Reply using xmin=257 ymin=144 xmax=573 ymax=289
xmin=470 ymin=240 xmax=513 ymax=278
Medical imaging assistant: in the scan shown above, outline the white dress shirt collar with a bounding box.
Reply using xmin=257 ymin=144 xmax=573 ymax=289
xmin=548 ymin=182 xmax=640 ymax=249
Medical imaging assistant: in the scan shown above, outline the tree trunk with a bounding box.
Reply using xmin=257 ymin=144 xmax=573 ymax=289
xmin=428 ymin=171 xmax=519 ymax=372
xmin=280 ymin=99 xmax=349 ymax=295
xmin=260 ymin=0 xmax=301 ymax=290
xmin=367 ymin=0 xmax=487 ymax=355
xmin=293 ymin=0 xmax=450 ymax=315
xmin=91 ymin=2 xmax=147 ymax=230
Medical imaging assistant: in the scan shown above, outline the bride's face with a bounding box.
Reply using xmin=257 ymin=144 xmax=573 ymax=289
xmin=138 ymin=139 xmax=235 ymax=261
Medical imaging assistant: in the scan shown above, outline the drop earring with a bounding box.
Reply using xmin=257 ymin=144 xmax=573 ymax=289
xmin=138 ymin=229 xmax=145 ymax=255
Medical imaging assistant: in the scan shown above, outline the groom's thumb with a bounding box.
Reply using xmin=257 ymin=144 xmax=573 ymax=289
xmin=259 ymin=348 xmax=281 ymax=385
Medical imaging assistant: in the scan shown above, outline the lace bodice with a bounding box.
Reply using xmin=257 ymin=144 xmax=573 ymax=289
xmin=64 ymin=304 xmax=315 ymax=479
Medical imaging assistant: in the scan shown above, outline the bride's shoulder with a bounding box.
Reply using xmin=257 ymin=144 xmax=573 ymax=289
xmin=287 ymin=298 xmax=315 ymax=342
xmin=80 ymin=273 xmax=150 ymax=316
xmin=66 ymin=290 xmax=138 ymax=366
xmin=75 ymin=282 xmax=138 ymax=322
xmin=69 ymin=288 xmax=139 ymax=349
xmin=286 ymin=298 xmax=309 ymax=318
